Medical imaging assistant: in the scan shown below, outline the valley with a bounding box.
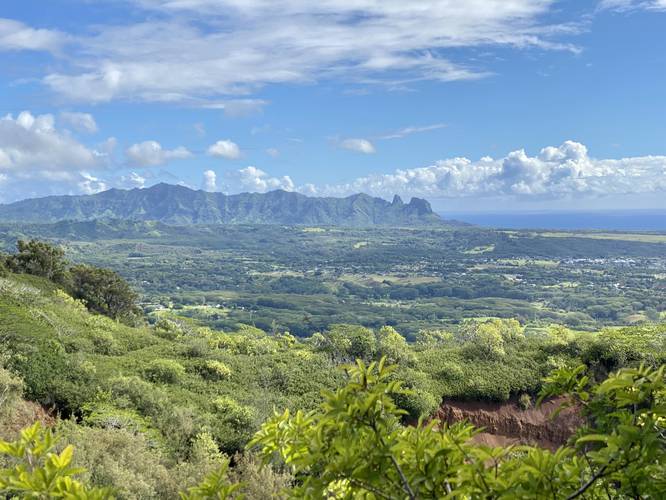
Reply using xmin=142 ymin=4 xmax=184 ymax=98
xmin=1 ymin=220 xmax=663 ymax=337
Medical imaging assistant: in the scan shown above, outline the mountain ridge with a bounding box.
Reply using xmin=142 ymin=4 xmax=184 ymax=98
xmin=0 ymin=183 xmax=446 ymax=226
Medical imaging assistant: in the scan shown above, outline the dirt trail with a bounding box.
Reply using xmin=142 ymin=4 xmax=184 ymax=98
xmin=433 ymin=396 xmax=583 ymax=450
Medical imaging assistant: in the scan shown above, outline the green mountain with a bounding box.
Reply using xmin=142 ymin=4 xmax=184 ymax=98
xmin=0 ymin=184 xmax=444 ymax=226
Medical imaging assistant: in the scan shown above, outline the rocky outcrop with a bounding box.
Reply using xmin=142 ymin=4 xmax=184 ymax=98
xmin=433 ymin=396 xmax=583 ymax=450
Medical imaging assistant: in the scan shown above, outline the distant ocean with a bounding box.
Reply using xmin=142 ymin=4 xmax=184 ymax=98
xmin=443 ymin=211 xmax=666 ymax=231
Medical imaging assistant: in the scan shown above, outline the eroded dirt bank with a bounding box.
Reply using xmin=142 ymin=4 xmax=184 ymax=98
xmin=433 ymin=396 xmax=583 ymax=450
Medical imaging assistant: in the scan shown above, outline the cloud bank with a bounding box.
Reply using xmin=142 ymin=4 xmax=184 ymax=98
xmin=304 ymin=141 xmax=666 ymax=201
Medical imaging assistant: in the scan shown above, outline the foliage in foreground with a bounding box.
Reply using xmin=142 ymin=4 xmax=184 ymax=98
xmin=0 ymin=422 xmax=110 ymax=499
xmin=1 ymin=360 xmax=665 ymax=498
xmin=250 ymin=360 xmax=666 ymax=499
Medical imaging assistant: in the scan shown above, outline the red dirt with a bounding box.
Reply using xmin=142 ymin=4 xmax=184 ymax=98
xmin=432 ymin=396 xmax=583 ymax=450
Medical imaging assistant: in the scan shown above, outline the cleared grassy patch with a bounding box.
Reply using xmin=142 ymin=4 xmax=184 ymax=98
xmin=538 ymin=231 xmax=666 ymax=243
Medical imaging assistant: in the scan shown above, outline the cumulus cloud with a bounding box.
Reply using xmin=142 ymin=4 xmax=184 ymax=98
xmin=340 ymin=138 xmax=376 ymax=154
xmin=207 ymin=140 xmax=241 ymax=159
xmin=0 ymin=18 xmax=65 ymax=52
xmin=59 ymin=111 xmax=98 ymax=134
xmin=35 ymin=1 xmax=579 ymax=103
xmin=218 ymin=141 xmax=666 ymax=205
xmin=0 ymin=110 xmax=123 ymax=202
xmin=0 ymin=111 xmax=107 ymax=174
xmin=125 ymin=140 xmax=192 ymax=167
xmin=229 ymin=166 xmax=294 ymax=193
xmin=305 ymin=141 xmax=666 ymax=201
xmin=266 ymin=147 xmax=279 ymax=158
xmin=202 ymin=169 xmax=217 ymax=191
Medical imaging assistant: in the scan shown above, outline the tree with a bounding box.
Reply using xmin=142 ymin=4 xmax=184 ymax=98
xmin=375 ymin=326 xmax=412 ymax=364
xmin=70 ymin=264 xmax=139 ymax=321
xmin=7 ymin=239 xmax=69 ymax=284
xmin=314 ymin=324 xmax=376 ymax=363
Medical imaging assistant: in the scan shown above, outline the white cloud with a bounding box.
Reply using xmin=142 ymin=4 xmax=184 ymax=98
xmin=379 ymin=124 xmax=447 ymax=140
xmin=0 ymin=110 xmax=122 ymax=202
xmin=202 ymin=169 xmax=217 ymax=191
xmin=201 ymin=99 xmax=267 ymax=117
xmin=340 ymin=138 xmax=376 ymax=154
xmin=60 ymin=112 xmax=98 ymax=134
xmin=0 ymin=111 xmax=106 ymax=174
xmin=78 ymin=173 xmax=108 ymax=195
xmin=36 ymin=1 xmax=579 ymax=103
xmin=119 ymin=172 xmax=147 ymax=189
xmin=193 ymin=122 xmax=206 ymax=135
xmin=266 ymin=147 xmax=279 ymax=158
xmin=125 ymin=140 xmax=192 ymax=166
xmin=230 ymin=166 xmax=294 ymax=192
xmin=0 ymin=18 xmax=65 ymax=52
xmin=599 ymin=0 xmax=666 ymax=11
xmin=304 ymin=141 xmax=666 ymax=201
xmin=207 ymin=139 xmax=241 ymax=159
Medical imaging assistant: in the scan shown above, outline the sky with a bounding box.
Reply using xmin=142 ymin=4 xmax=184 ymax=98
xmin=0 ymin=0 xmax=665 ymax=211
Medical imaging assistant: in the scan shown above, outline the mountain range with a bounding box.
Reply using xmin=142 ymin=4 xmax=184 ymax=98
xmin=0 ymin=183 xmax=445 ymax=226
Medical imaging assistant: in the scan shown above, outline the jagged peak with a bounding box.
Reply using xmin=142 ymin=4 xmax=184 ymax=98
xmin=407 ymin=197 xmax=433 ymax=214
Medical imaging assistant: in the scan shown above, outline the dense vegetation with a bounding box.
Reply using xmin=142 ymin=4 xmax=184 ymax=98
xmin=1 ymin=241 xmax=665 ymax=498
xmin=0 ymin=184 xmax=443 ymax=226
xmin=1 ymin=220 xmax=663 ymax=336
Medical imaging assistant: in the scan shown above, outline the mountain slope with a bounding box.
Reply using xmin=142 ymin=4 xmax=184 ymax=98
xmin=0 ymin=184 xmax=444 ymax=226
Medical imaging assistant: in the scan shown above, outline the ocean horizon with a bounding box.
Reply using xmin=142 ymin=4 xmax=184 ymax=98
xmin=444 ymin=211 xmax=666 ymax=231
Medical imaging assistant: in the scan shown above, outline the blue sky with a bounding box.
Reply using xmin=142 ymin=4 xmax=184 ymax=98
xmin=0 ymin=0 xmax=665 ymax=211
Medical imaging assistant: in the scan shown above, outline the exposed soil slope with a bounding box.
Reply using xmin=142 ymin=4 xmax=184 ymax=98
xmin=433 ymin=396 xmax=583 ymax=450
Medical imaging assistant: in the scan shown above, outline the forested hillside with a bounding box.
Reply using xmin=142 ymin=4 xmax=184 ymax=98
xmin=1 ymin=242 xmax=665 ymax=498
xmin=0 ymin=184 xmax=444 ymax=226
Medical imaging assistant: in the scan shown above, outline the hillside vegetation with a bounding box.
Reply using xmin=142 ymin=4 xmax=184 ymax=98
xmin=1 ymin=241 xmax=665 ymax=497
xmin=0 ymin=184 xmax=443 ymax=226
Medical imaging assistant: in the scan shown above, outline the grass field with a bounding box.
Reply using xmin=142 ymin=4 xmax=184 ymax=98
xmin=538 ymin=231 xmax=666 ymax=243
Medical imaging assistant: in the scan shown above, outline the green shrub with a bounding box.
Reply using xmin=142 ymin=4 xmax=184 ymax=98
xmin=108 ymin=376 xmax=170 ymax=417
xmin=0 ymin=422 xmax=110 ymax=498
xmin=0 ymin=368 xmax=23 ymax=417
xmin=57 ymin=421 xmax=178 ymax=500
xmin=199 ymin=360 xmax=232 ymax=381
xmin=213 ymin=396 xmax=255 ymax=429
xmin=518 ymin=393 xmax=532 ymax=410
xmin=153 ymin=318 xmax=183 ymax=340
xmin=229 ymin=452 xmax=292 ymax=500
xmin=391 ymin=368 xmax=439 ymax=421
xmin=143 ymin=359 xmax=186 ymax=384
